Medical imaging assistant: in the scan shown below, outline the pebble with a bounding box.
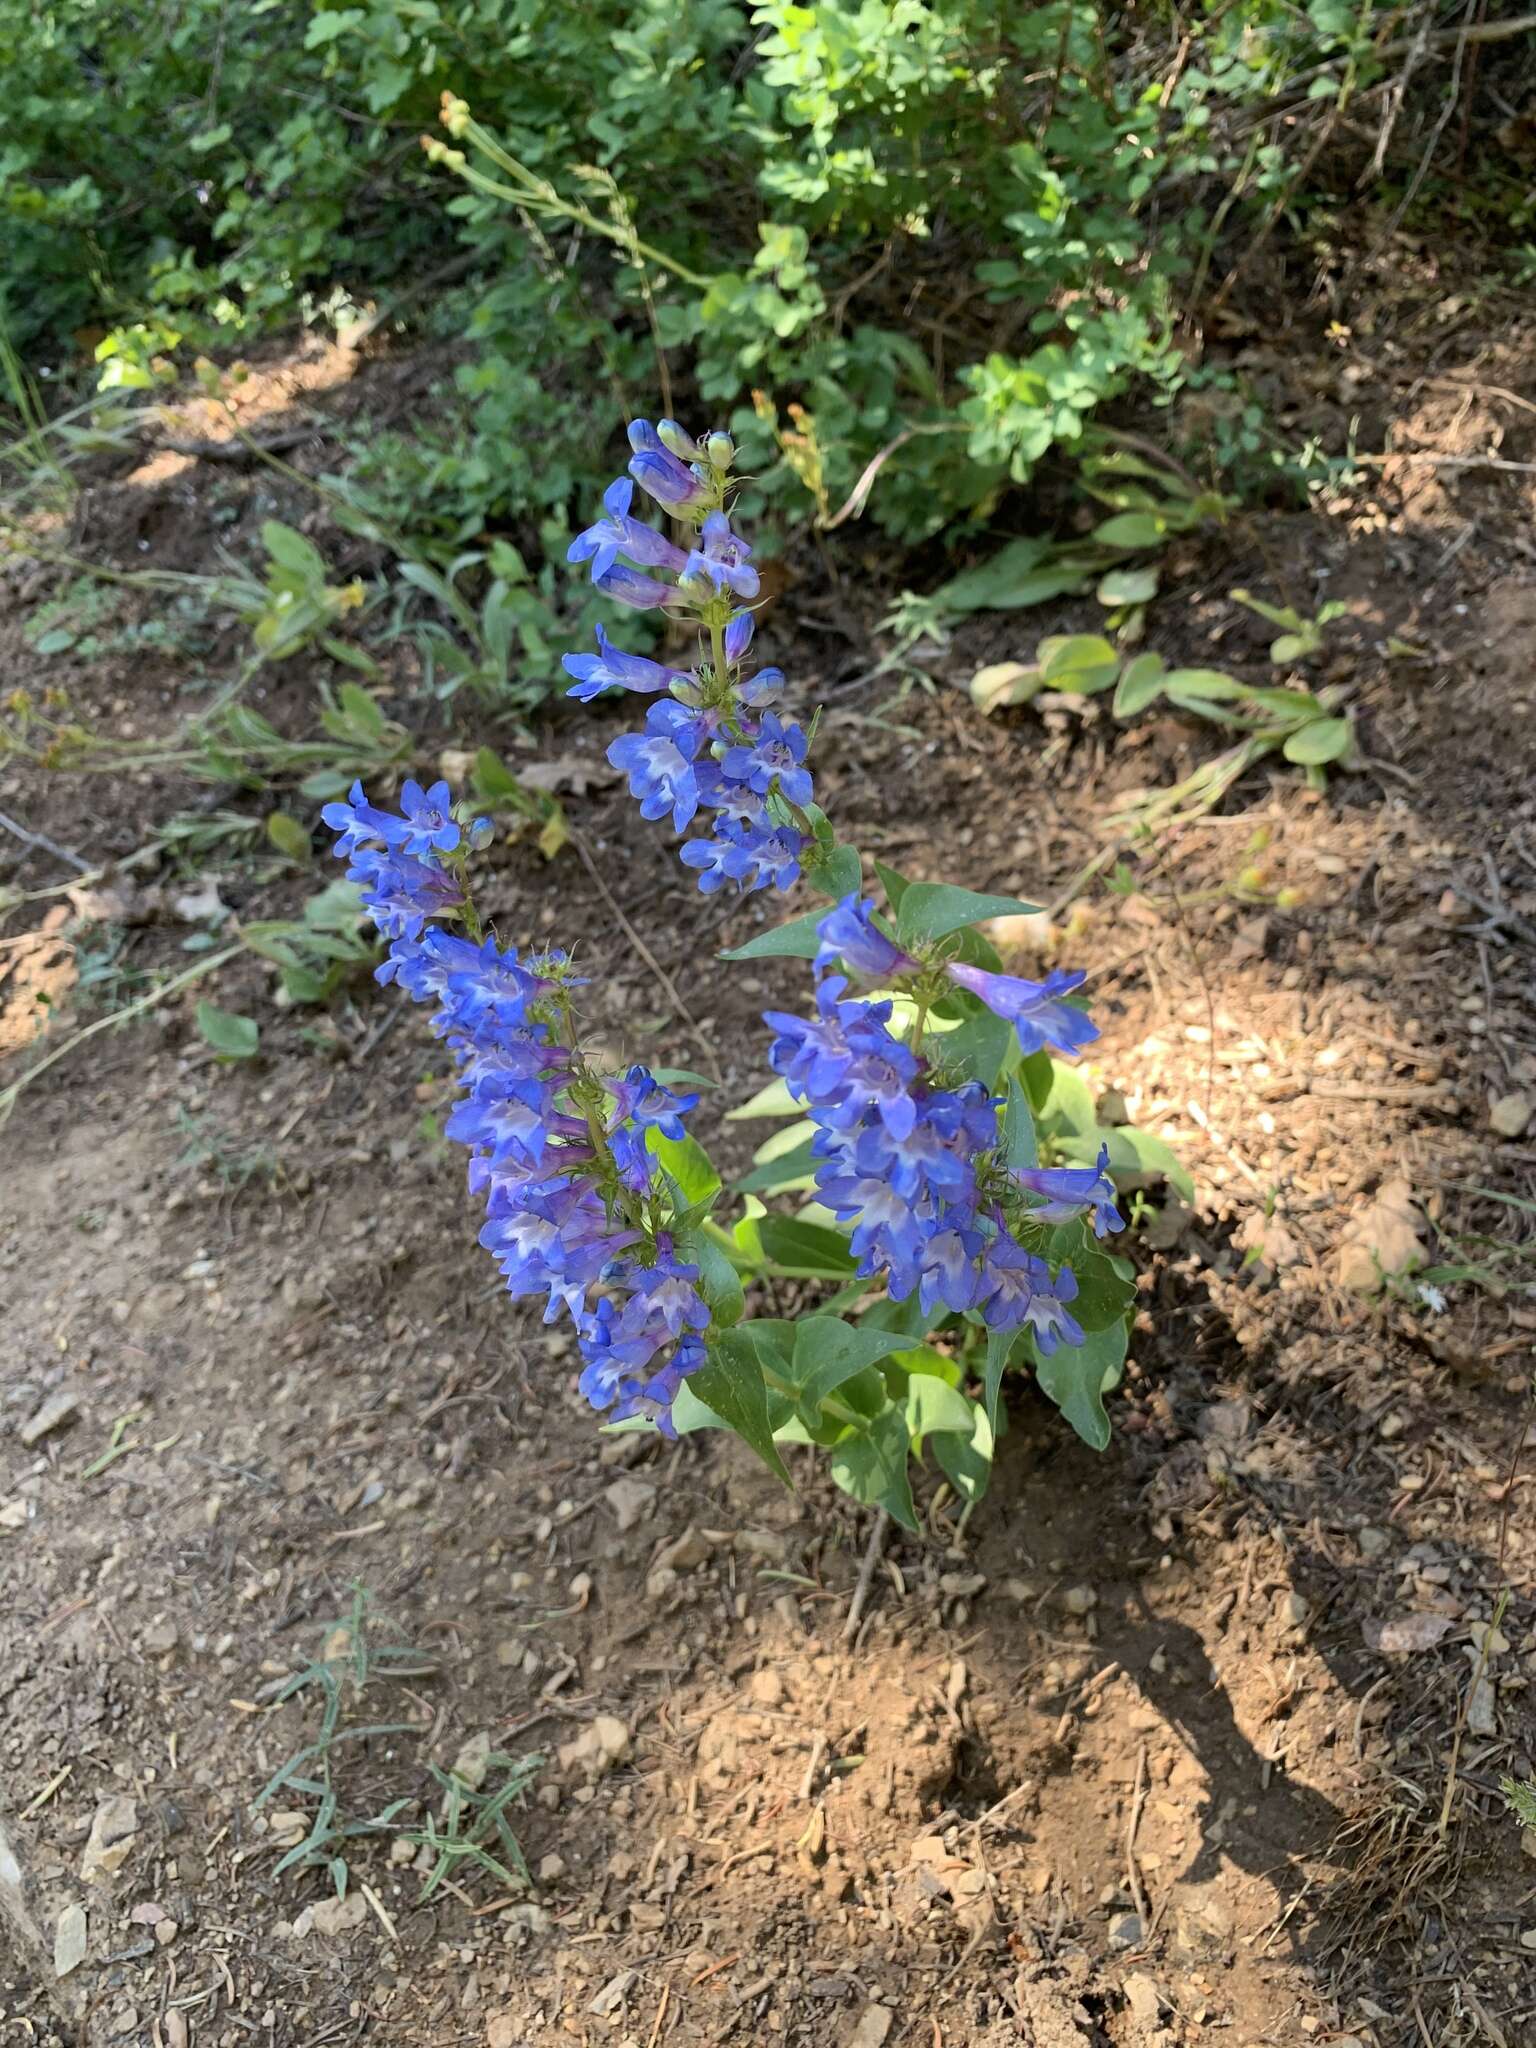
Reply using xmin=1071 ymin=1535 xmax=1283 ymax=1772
xmin=850 ymin=2007 xmax=894 ymax=2048
xmin=487 ymin=2020 xmax=525 ymax=2048
xmin=1491 ymin=1093 xmax=1532 ymax=1139
xmin=603 ymin=1477 xmax=655 ymax=1532
xmin=1123 ymin=1972 xmax=1163 ymax=2028
xmin=1061 ymin=1585 xmax=1098 ymax=1616
xmin=587 ymin=1968 xmax=638 ymax=2016
xmin=154 ymin=1918 xmax=178 ymax=1946
xmin=749 ymin=1668 xmax=785 ymax=1707
xmin=81 ymin=1796 xmax=139 ymax=1883
xmin=307 ymin=1893 xmax=368 ymax=1937
xmin=54 ymin=1903 xmax=87 ymax=1977
xmin=1107 ymin=1911 xmax=1144 ymax=1949
xmin=1357 ymin=1527 xmax=1390 ymax=1559
xmin=536 ymin=1853 xmax=566 ymax=1882
xmin=1283 ymin=1591 xmax=1312 ymax=1628
xmin=19 ymin=1390 xmax=81 ymax=1448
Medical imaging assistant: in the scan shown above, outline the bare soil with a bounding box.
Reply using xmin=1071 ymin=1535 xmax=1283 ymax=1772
xmin=3 ymin=291 xmax=1536 ymax=2048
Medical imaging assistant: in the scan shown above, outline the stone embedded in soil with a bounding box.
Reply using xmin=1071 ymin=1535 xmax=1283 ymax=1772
xmin=1107 ymin=1911 xmax=1144 ymax=1950
xmin=1336 ymin=1178 xmax=1425 ymax=1292
xmin=749 ymin=1667 xmax=785 ymax=1707
xmin=1122 ymin=1972 xmax=1164 ymax=2030
xmin=586 ymin=1968 xmax=638 ymax=2016
xmin=604 ymin=1476 xmax=656 ymax=1532
xmin=1491 ymin=1092 xmax=1532 ymax=1138
xmin=307 ymin=1893 xmax=368 ymax=1937
xmin=849 ymin=2005 xmax=894 ymax=2048
xmin=18 ymin=1389 xmax=81 ymax=1447
xmin=54 ymin=1902 xmax=87 ymax=1977
xmin=558 ymin=1715 xmax=630 ymax=1777
xmin=487 ymin=2019 xmax=525 ymax=2048
xmin=1357 ymin=1527 xmax=1391 ymax=1558
xmin=80 ymin=1795 xmax=138 ymax=1883
xmin=1061 ymin=1585 xmax=1098 ymax=1616
xmin=451 ymin=1730 xmax=493 ymax=1789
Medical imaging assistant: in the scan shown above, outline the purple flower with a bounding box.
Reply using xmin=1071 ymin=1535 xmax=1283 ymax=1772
xmin=682 ymin=510 xmax=760 ymax=600
xmin=344 ymin=845 xmax=462 ymax=942
xmin=1011 ymin=1143 xmax=1124 ymax=1237
xmin=608 ymin=729 xmax=701 ymax=832
xmin=628 ymin=419 xmax=712 ymax=513
xmin=563 ymin=623 xmax=692 ymax=703
xmin=680 ymin=817 xmax=806 ymax=895
xmin=608 ymin=1065 xmax=700 ymax=1141
xmin=396 ymin=778 xmax=461 ymax=858
xmin=764 ymin=977 xmax=922 ymax=1138
xmin=815 ymin=895 xmax=916 ymax=981
xmin=976 ymin=1237 xmax=1086 ymax=1353
xmin=737 ymin=665 xmax=784 ymax=708
xmin=594 ymin=560 xmax=678 ymax=612
xmin=719 ymin=712 xmax=812 ymax=807
xmin=723 ymin=609 xmax=754 ymax=664
xmin=568 ymin=477 xmax=689 ymax=582
xmin=321 ymin=780 xmax=410 ymax=858
xmin=944 ymin=963 xmax=1098 ymax=1058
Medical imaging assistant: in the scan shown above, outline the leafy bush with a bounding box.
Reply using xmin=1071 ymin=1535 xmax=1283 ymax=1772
xmin=6 ymin=1 xmax=1504 ymax=632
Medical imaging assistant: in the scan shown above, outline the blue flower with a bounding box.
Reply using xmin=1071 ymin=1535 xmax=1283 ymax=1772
xmin=737 ymin=665 xmax=784 ymax=708
xmin=594 ymin=561 xmax=679 ymax=612
xmin=944 ymin=963 xmax=1099 ymax=1058
xmin=679 ymin=817 xmax=806 ymax=895
xmin=815 ymin=895 xmax=915 ymax=981
xmin=321 ymin=780 xmax=410 ymax=858
xmin=1011 ymin=1143 xmax=1124 ymax=1237
xmin=397 ymin=778 xmax=461 ymax=858
xmin=627 ymin=420 xmax=713 ymax=513
xmin=977 ymin=1237 xmax=1086 ymax=1353
xmin=719 ymin=712 xmax=813 ymax=807
xmin=609 ymin=1065 xmax=700 ymax=1141
xmin=607 ymin=729 xmax=701 ymax=832
xmin=344 ymin=845 xmax=462 ymax=942
xmin=563 ymin=623 xmax=691 ymax=704
xmin=568 ymin=477 xmax=690 ymax=583
xmin=723 ymin=609 xmax=754 ymax=664
xmin=682 ymin=510 xmax=760 ymax=600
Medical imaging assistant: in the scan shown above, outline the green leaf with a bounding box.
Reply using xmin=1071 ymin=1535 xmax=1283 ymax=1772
xmin=196 ymin=1002 xmax=258 ymax=1059
xmin=643 ymin=1128 xmax=720 ymax=1206
xmin=829 ymin=1407 xmax=918 ymax=1531
xmin=1159 ymin=668 xmax=1248 ymax=701
xmin=1037 ymin=1060 xmax=1097 ymax=1138
xmin=1038 ymin=633 xmax=1119 ymax=695
xmin=1093 ymin=512 xmax=1164 ymax=549
xmin=735 ymin=1131 xmax=819 ymax=1196
xmin=896 ymin=882 xmax=1040 ymax=947
xmin=1031 ymin=1318 xmax=1128 ymax=1451
xmin=1053 ymin=1232 xmax=1135 ymax=1333
xmin=266 ymin=811 xmax=312 ymax=860
xmin=678 ymin=1227 xmax=744 ymax=1329
xmin=803 ymin=841 xmax=861 ymax=900
xmin=261 ymin=519 xmax=326 ymax=581
xmin=1003 ymin=1074 xmax=1038 ymax=1171
xmin=789 ymin=1318 xmax=916 ymax=1417
xmin=970 ymin=661 xmax=1041 ymax=714
xmin=933 ymin=536 xmax=1051 ymax=611
xmin=1018 ymin=1048 xmax=1055 ymax=1115
xmin=934 ymin=998 xmax=1014 ymax=1087
xmin=753 ymin=1215 xmax=857 ymax=1277
xmin=1097 ymin=565 xmax=1159 ymax=607
xmin=873 ymin=860 xmax=912 ymax=912
xmin=1282 ymin=716 xmax=1351 ymax=765
xmin=1112 ymin=650 xmax=1167 ymax=718
xmin=983 ymin=1325 xmax=1022 ymax=1432
xmin=688 ymin=1331 xmax=789 ymax=1483
xmin=719 ymin=910 xmax=824 ymax=961
xmin=903 ymin=1374 xmax=976 ymax=1440
xmin=727 ymin=1078 xmax=800 ymax=1120
xmin=473 ymin=746 xmax=538 ymax=813
xmin=933 ymin=1400 xmax=995 ymax=1504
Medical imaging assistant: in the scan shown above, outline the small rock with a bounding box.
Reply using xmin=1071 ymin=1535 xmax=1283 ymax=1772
xmin=587 ymin=1968 xmax=638 ymax=2016
xmin=654 ymin=1526 xmax=712 ymax=1572
xmin=1061 ymin=1585 xmax=1098 ymax=1616
xmin=19 ymin=1390 xmax=81 ymax=1448
xmin=1283 ymin=1591 xmax=1312 ymax=1628
xmin=733 ymin=1527 xmax=786 ymax=1561
xmin=267 ymin=1811 xmax=309 ymax=1849
xmin=1378 ymin=1410 xmax=1407 ymax=1441
xmin=1336 ymin=1179 xmax=1425 ymax=1292
xmin=940 ymin=1572 xmax=987 ymax=1600
xmin=537 ymin=1853 xmax=566 ymax=1883
xmin=558 ymin=1715 xmax=630 ymax=1777
xmin=0 ymin=1499 xmax=28 ymax=1531
xmin=309 ymin=1892 xmax=368 ymax=1937
xmin=749 ymin=1668 xmax=785 ymax=1707
xmin=604 ymin=1477 xmax=655 ymax=1533
xmin=1357 ymin=1527 xmax=1390 ymax=1559
xmin=1107 ymin=1911 xmax=1144 ymax=1950
xmin=1520 ymin=1929 xmax=1536 ymax=1952
xmin=486 ymin=2019 xmax=524 ymax=2048
xmin=451 ymin=1730 xmax=493 ymax=1790
xmin=1491 ymin=1093 xmax=1532 ymax=1140
xmin=81 ymin=1796 xmax=139 ymax=1883
xmin=141 ymin=1620 xmax=178 ymax=1656
xmin=54 ymin=1902 xmax=87 ymax=1977
xmin=850 ymin=2005 xmax=894 ymax=2048
xmin=390 ymin=1837 xmax=416 ymax=1865
xmin=1122 ymin=1972 xmax=1163 ymax=2029
xmin=153 ymin=1918 xmax=178 ymax=1946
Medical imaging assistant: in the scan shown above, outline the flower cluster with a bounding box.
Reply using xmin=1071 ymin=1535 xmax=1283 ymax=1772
xmin=562 ymin=420 xmax=815 ymax=896
xmin=764 ymin=899 xmax=1124 ymax=1345
xmin=322 ymin=780 xmax=714 ymax=1433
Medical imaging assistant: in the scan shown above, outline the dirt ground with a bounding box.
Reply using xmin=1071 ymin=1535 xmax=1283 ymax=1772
xmin=4 ymin=282 xmax=1536 ymax=2048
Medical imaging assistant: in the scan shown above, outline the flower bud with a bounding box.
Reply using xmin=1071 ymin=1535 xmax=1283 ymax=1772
xmin=440 ymin=92 xmax=471 ymax=139
xmin=657 ymin=420 xmax=701 ymax=462
xmin=704 ymin=432 xmax=735 ymax=472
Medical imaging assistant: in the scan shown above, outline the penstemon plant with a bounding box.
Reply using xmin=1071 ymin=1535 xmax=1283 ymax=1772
xmin=323 ymin=418 xmax=1162 ymax=1526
